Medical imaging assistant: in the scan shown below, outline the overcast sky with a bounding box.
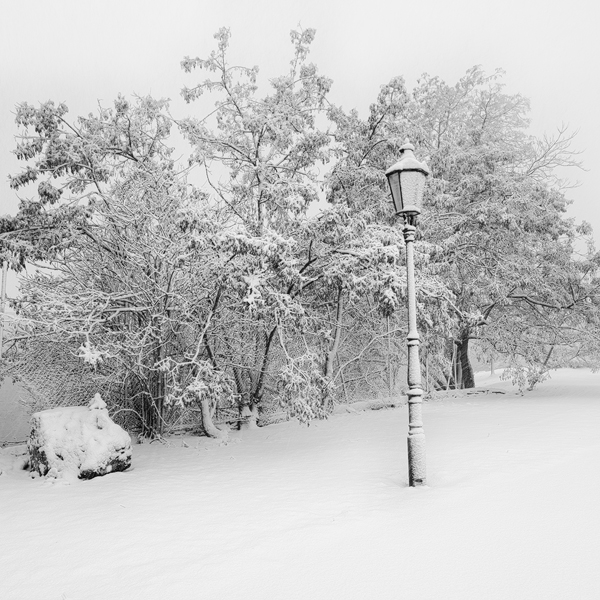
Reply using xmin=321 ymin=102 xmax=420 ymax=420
xmin=1 ymin=0 xmax=598 ymax=240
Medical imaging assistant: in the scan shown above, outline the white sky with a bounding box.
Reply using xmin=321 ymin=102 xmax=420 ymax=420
xmin=1 ymin=0 xmax=598 ymax=237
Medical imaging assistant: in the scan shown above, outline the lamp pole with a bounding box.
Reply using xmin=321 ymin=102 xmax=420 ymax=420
xmin=385 ymin=141 xmax=429 ymax=487
xmin=402 ymin=213 xmax=426 ymax=486
xmin=0 ymin=260 xmax=7 ymax=359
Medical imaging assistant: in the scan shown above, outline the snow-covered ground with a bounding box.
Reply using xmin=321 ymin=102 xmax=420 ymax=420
xmin=1 ymin=368 xmax=599 ymax=600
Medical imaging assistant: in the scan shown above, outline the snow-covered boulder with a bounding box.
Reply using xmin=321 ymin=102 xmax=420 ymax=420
xmin=28 ymin=394 xmax=132 ymax=480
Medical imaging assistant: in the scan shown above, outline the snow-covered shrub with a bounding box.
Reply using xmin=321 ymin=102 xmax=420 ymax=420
xmin=501 ymin=363 xmax=551 ymax=392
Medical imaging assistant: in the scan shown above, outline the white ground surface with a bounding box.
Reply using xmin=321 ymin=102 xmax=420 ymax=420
xmin=1 ymin=368 xmax=599 ymax=600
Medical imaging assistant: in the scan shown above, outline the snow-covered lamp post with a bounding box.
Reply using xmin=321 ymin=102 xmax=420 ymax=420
xmin=386 ymin=141 xmax=430 ymax=487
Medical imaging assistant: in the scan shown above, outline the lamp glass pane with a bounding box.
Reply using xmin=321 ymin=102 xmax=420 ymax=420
xmin=399 ymin=170 xmax=426 ymax=211
xmin=388 ymin=171 xmax=403 ymax=213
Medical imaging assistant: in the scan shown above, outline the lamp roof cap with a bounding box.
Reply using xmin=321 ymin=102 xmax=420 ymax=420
xmin=385 ymin=139 xmax=430 ymax=177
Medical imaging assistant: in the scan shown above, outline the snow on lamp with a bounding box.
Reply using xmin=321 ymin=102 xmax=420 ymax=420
xmin=385 ymin=141 xmax=430 ymax=216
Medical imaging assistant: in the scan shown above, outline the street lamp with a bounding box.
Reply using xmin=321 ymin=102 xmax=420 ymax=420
xmin=385 ymin=140 xmax=430 ymax=487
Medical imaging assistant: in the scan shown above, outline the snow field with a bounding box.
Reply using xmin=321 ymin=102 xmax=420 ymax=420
xmin=1 ymin=369 xmax=599 ymax=599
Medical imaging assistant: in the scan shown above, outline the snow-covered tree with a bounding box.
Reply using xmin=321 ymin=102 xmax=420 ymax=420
xmin=9 ymin=32 xmax=600 ymax=439
xmin=9 ymin=96 xmax=237 ymax=436
xmin=179 ymin=27 xmax=336 ymax=422
xmin=323 ymin=66 xmax=596 ymax=390
xmin=373 ymin=67 xmax=594 ymax=388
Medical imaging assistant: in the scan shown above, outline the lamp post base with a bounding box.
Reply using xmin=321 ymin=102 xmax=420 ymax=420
xmin=408 ymin=433 xmax=426 ymax=486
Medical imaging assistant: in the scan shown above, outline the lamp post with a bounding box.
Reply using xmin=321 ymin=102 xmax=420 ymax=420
xmin=385 ymin=141 xmax=430 ymax=487
xmin=0 ymin=260 xmax=7 ymax=359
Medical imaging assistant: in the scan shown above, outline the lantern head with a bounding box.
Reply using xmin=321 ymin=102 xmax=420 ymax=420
xmin=385 ymin=141 xmax=430 ymax=216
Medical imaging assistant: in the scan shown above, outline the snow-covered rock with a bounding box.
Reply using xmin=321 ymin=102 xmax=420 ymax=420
xmin=28 ymin=393 xmax=132 ymax=480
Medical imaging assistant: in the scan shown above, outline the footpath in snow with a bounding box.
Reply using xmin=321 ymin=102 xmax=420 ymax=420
xmin=1 ymin=368 xmax=599 ymax=600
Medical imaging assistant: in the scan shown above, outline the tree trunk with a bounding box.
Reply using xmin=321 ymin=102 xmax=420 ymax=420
xmin=138 ymin=358 xmax=166 ymax=439
xmin=455 ymin=334 xmax=475 ymax=389
xmin=325 ymin=287 xmax=344 ymax=379
xmin=455 ymin=347 xmax=463 ymax=388
xmin=200 ymin=397 xmax=227 ymax=438
xmin=336 ymin=354 xmax=349 ymax=403
xmin=239 ymin=404 xmax=259 ymax=430
xmin=156 ymin=372 xmax=165 ymax=436
xmin=448 ymin=339 xmax=457 ymax=389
